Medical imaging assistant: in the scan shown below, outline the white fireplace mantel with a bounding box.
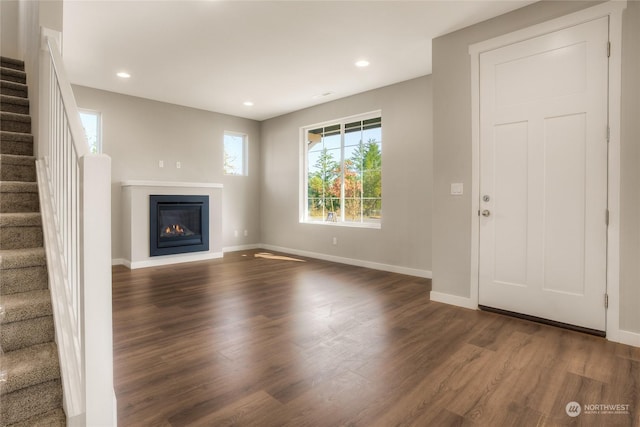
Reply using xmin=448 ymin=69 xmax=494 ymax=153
xmin=120 ymin=181 xmax=223 ymax=269
xmin=122 ymin=180 xmax=223 ymax=189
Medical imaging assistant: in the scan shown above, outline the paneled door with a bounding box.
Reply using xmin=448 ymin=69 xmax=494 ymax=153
xmin=478 ymin=17 xmax=609 ymax=332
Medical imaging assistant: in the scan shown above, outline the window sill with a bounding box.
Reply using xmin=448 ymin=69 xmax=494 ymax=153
xmin=300 ymin=220 xmax=381 ymax=230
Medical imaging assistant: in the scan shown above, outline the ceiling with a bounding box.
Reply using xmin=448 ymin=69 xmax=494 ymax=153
xmin=63 ymin=1 xmax=534 ymax=121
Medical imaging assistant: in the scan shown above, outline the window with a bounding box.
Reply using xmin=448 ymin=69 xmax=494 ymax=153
xmin=224 ymin=132 xmax=247 ymax=175
xmin=303 ymin=112 xmax=382 ymax=227
xmin=79 ymin=110 xmax=101 ymax=154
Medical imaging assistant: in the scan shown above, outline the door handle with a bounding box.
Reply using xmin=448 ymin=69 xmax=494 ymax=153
xmin=482 ymin=210 xmax=491 ymax=217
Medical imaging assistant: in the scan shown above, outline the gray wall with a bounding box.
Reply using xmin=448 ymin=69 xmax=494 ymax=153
xmin=432 ymin=0 xmax=640 ymax=333
xmin=71 ymin=85 xmax=262 ymax=260
xmin=1 ymin=0 xmax=20 ymax=59
xmin=260 ymin=76 xmax=432 ymax=274
xmin=620 ymin=0 xmax=640 ymax=332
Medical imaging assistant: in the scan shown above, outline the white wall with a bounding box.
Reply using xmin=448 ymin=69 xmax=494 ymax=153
xmin=71 ymin=85 xmax=261 ymax=260
xmin=260 ymin=76 xmax=432 ymax=276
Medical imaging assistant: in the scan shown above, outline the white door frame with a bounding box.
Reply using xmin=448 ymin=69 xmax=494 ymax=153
xmin=469 ymin=1 xmax=627 ymax=342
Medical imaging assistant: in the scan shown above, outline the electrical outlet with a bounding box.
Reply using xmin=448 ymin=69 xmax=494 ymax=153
xmin=332 ymin=237 xmax=338 ymax=245
xmin=159 ymin=160 xmax=164 ymax=168
xmin=176 ymin=161 xmax=181 ymax=169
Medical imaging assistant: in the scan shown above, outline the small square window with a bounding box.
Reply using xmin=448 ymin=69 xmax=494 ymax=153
xmin=224 ymin=132 xmax=247 ymax=175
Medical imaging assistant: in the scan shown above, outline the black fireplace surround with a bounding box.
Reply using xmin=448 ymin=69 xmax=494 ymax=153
xmin=149 ymin=195 xmax=209 ymax=257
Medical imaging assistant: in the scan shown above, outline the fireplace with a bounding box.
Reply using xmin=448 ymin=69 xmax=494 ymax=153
xmin=149 ymin=195 xmax=209 ymax=256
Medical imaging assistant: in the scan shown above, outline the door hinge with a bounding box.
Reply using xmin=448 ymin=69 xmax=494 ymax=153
xmin=606 ymin=209 xmax=610 ymax=226
xmin=478 ymin=209 xmax=480 ymax=217
xmin=607 ymin=41 xmax=611 ymax=58
xmin=607 ymin=126 xmax=610 ymax=143
xmin=605 ymin=293 xmax=609 ymax=309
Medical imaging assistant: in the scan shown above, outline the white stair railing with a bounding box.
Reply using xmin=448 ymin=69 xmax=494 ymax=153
xmin=36 ymin=27 xmax=116 ymax=426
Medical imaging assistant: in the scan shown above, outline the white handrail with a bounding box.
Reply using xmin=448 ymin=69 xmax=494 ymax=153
xmin=37 ymin=27 xmax=116 ymax=426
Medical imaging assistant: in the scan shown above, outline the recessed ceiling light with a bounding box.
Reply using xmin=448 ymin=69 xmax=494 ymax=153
xmin=116 ymin=72 xmax=131 ymax=79
xmin=355 ymin=60 xmax=370 ymax=68
xmin=243 ymin=101 xmax=254 ymax=107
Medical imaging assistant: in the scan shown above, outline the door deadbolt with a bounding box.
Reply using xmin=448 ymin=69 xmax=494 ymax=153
xmin=483 ymin=195 xmax=490 ymax=202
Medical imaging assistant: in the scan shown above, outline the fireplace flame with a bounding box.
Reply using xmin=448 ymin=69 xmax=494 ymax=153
xmin=162 ymin=224 xmax=192 ymax=237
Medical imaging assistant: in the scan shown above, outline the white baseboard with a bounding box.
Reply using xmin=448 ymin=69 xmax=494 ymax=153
xmin=260 ymin=244 xmax=432 ymax=279
xmin=222 ymin=244 xmax=261 ymax=253
xmin=116 ymin=252 xmax=223 ymax=269
xmin=111 ymin=258 xmax=128 ymax=267
xmin=429 ymin=291 xmax=477 ymax=310
xmin=611 ymin=329 xmax=640 ymax=348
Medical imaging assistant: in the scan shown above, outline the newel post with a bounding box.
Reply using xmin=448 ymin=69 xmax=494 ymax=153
xmin=80 ymin=153 xmax=117 ymax=426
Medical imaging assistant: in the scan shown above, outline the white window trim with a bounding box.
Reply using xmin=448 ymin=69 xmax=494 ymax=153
xmin=299 ymin=110 xmax=382 ymax=229
xmin=223 ymin=130 xmax=248 ymax=176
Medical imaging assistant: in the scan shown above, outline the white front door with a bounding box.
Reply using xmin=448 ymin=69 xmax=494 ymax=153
xmin=478 ymin=17 xmax=609 ymax=332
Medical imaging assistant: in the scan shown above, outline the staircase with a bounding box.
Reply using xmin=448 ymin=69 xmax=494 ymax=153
xmin=0 ymin=57 xmax=66 ymax=426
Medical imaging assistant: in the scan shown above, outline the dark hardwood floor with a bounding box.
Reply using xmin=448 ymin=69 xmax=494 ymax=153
xmin=112 ymin=250 xmax=640 ymax=426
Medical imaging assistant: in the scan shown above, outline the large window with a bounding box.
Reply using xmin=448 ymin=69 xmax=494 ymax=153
xmin=224 ymin=131 xmax=247 ymax=175
xmin=303 ymin=112 xmax=382 ymax=227
xmin=79 ymin=110 xmax=101 ymax=154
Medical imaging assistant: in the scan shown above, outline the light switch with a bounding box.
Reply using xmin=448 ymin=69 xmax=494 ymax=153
xmin=450 ymin=183 xmax=463 ymax=195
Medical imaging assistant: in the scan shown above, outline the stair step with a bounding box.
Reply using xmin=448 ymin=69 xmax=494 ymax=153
xmin=0 ymin=80 xmax=27 ymax=98
xmin=0 ymin=248 xmax=48 ymax=295
xmin=0 ymin=181 xmax=39 ymax=213
xmin=0 ymin=315 xmax=54 ymax=352
xmin=0 ymin=212 xmax=43 ymax=250
xmin=7 ymin=408 xmax=66 ymax=427
xmin=1 ymin=289 xmax=52 ymax=324
xmin=0 ymin=154 xmax=36 ymax=182
xmin=0 ymin=379 xmax=63 ymax=426
xmin=0 ymin=342 xmax=60 ymax=396
xmin=0 ymin=67 xmax=26 ymax=85
xmin=0 ymin=112 xmax=31 ymax=133
xmin=0 ymin=131 xmax=34 ymax=156
xmin=0 ymin=94 xmax=29 ymax=115
xmin=0 ymin=57 xmax=25 ymax=72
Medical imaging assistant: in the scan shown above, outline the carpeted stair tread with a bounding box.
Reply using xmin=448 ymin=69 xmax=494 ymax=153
xmin=0 ymin=248 xmax=48 ymax=295
xmin=0 ymin=132 xmax=34 ymax=156
xmin=0 ymin=379 xmax=63 ymax=426
xmin=8 ymin=408 xmax=66 ymax=427
xmin=0 ymin=213 xmax=43 ymax=250
xmin=0 ymin=247 xmax=46 ymax=269
xmin=0 ymin=57 xmax=25 ymax=71
xmin=0 ymin=112 xmax=31 ymax=133
xmin=0 ymin=212 xmax=41 ymax=227
xmin=0 ymin=181 xmax=38 ymax=193
xmin=0 ymin=94 xmax=29 ymax=115
xmin=0 ymin=67 xmax=26 ymax=85
xmin=0 ymin=131 xmax=33 ymax=143
xmin=1 ymin=315 xmax=54 ymax=351
xmin=0 ymin=154 xmax=36 ymax=182
xmin=0 ymin=80 xmax=27 ymax=99
xmin=0 ymin=181 xmax=39 ymax=213
xmin=1 ymin=289 xmax=52 ymax=324
xmin=0 ymin=342 xmax=60 ymax=396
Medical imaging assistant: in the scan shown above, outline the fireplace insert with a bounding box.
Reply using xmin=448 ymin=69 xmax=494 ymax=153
xmin=149 ymin=195 xmax=209 ymax=256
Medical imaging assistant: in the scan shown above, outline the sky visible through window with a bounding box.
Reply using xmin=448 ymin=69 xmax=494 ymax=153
xmin=224 ymin=133 xmax=246 ymax=175
xmin=79 ymin=111 xmax=100 ymax=154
